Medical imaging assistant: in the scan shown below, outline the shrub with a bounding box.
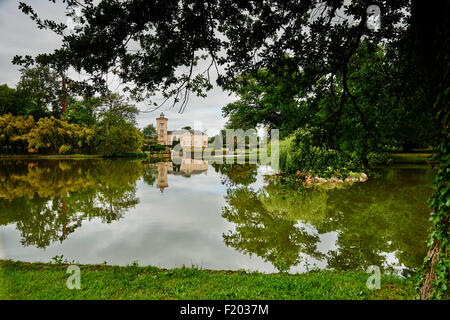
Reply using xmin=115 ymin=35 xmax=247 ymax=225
xmin=59 ymin=145 xmax=72 ymax=154
xmin=24 ymin=117 xmax=96 ymax=154
xmin=95 ymin=124 xmax=143 ymax=156
xmin=121 ymin=152 xmax=146 ymax=157
xmin=150 ymin=144 xmax=166 ymax=151
xmin=0 ymin=114 xmax=144 ymax=157
xmin=0 ymin=113 xmax=35 ymax=153
xmin=367 ymin=152 xmax=392 ymax=166
xmin=278 ymin=128 xmax=357 ymax=177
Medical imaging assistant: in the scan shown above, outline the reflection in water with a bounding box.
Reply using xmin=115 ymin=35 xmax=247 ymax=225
xmin=222 ymin=187 xmax=324 ymax=272
xmin=0 ymin=159 xmax=142 ymax=248
xmin=0 ymin=158 xmax=209 ymax=247
xmin=0 ymin=159 xmax=434 ymax=275
xmin=212 ymin=163 xmax=258 ymax=186
xmin=156 ymin=158 xmax=208 ymax=192
xmin=221 ymin=166 xmax=434 ymax=275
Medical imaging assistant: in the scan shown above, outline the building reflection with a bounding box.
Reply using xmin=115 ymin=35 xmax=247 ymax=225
xmin=157 ymin=158 xmax=208 ymax=192
xmin=157 ymin=162 xmax=169 ymax=191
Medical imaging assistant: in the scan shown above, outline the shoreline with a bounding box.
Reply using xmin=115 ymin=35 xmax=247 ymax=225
xmin=0 ymin=152 xmax=435 ymax=164
xmin=0 ymin=154 xmax=102 ymax=159
xmin=0 ymin=260 xmax=414 ymax=300
xmin=388 ymin=153 xmax=436 ymax=164
xmin=0 ymin=153 xmax=171 ymax=160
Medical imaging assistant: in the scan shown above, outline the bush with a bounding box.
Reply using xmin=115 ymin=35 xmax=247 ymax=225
xmin=24 ymin=117 xmax=96 ymax=154
xmin=0 ymin=114 xmax=144 ymax=157
xmin=121 ymin=152 xmax=147 ymax=157
xmin=278 ymin=128 xmax=357 ymax=177
xmin=95 ymin=124 xmax=143 ymax=156
xmin=150 ymin=144 xmax=166 ymax=151
xmin=0 ymin=113 xmax=35 ymax=153
xmin=59 ymin=145 xmax=72 ymax=155
xmin=367 ymin=152 xmax=392 ymax=166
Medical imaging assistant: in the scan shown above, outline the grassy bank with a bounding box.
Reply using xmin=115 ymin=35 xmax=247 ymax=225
xmin=0 ymin=260 xmax=415 ymax=300
xmin=389 ymin=153 xmax=435 ymax=164
xmin=0 ymin=153 xmax=171 ymax=160
xmin=0 ymin=154 xmax=102 ymax=159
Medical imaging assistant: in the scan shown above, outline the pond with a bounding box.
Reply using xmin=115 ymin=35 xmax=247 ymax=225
xmin=0 ymin=158 xmax=435 ymax=276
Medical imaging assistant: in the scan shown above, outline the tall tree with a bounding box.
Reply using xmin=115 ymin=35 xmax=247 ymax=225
xmin=64 ymin=95 xmax=101 ymax=126
xmin=142 ymin=124 xmax=157 ymax=150
xmin=0 ymin=84 xmax=31 ymax=116
xmin=93 ymin=91 xmax=143 ymax=156
xmin=223 ymin=42 xmax=439 ymax=151
xmin=16 ymin=65 xmax=62 ymax=118
xmin=96 ymin=91 xmax=139 ymax=128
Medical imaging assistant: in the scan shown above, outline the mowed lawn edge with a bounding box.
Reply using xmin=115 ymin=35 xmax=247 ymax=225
xmin=0 ymin=260 xmax=416 ymax=300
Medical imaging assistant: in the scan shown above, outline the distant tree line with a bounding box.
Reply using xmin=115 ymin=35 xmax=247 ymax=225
xmin=0 ymin=65 xmax=161 ymax=156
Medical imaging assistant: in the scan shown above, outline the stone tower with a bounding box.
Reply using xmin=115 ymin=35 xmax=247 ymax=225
xmin=156 ymin=112 xmax=168 ymax=145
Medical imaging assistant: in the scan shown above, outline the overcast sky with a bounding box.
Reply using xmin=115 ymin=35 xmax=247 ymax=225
xmin=0 ymin=0 xmax=236 ymax=135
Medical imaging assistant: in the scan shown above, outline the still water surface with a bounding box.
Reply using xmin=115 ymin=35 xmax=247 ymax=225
xmin=0 ymin=159 xmax=434 ymax=275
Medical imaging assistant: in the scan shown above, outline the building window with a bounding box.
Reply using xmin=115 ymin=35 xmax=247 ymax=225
xmin=160 ymin=129 xmax=164 ymax=134
xmin=160 ymin=123 xmax=164 ymax=127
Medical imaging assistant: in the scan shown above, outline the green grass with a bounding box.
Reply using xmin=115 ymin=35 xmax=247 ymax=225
xmin=0 ymin=260 xmax=415 ymax=300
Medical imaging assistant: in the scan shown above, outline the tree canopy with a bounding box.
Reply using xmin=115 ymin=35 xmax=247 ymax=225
xmin=142 ymin=124 xmax=157 ymax=150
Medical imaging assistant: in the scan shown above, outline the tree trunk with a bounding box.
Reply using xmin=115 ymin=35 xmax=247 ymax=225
xmin=420 ymin=240 xmax=441 ymax=299
xmin=61 ymin=74 xmax=67 ymax=118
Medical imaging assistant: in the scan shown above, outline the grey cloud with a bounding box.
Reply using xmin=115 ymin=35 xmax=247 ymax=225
xmin=0 ymin=1 xmax=65 ymax=85
xmin=0 ymin=1 xmax=236 ymax=135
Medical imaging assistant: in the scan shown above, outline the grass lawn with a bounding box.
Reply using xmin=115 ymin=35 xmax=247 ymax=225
xmin=0 ymin=260 xmax=416 ymax=300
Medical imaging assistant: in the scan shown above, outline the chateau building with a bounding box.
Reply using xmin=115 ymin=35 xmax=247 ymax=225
xmin=156 ymin=113 xmax=208 ymax=148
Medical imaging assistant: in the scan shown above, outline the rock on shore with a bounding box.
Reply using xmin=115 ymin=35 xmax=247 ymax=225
xmin=299 ymin=171 xmax=368 ymax=187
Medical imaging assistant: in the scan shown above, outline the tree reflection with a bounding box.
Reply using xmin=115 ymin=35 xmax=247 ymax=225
xmin=221 ymin=166 xmax=434 ymax=274
xmin=321 ymin=166 xmax=433 ymax=276
xmin=0 ymin=159 xmax=149 ymax=248
xmin=222 ymin=187 xmax=323 ymax=272
xmin=212 ymin=163 xmax=258 ymax=186
xmin=0 ymin=160 xmax=434 ymax=274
